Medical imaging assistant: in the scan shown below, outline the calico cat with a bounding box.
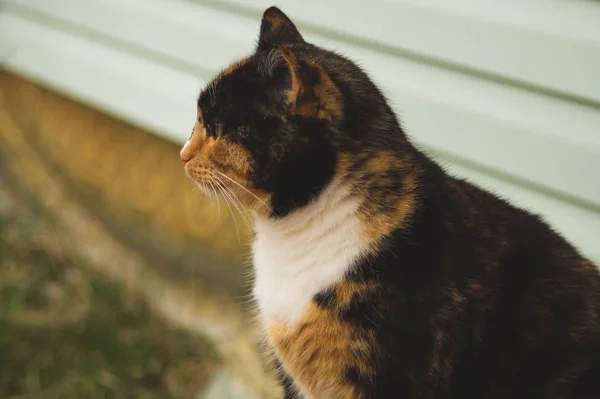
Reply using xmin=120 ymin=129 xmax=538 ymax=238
xmin=180 ymin=6 xmax=600 ymax=399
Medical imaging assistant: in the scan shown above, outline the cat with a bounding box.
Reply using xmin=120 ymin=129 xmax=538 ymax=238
xmin=180 ymin=6 xmax=600 ymax=399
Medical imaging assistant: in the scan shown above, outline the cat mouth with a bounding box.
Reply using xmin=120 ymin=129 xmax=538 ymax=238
xmin=186 ymin=164 xmax=272 ymax=216
xmin=186 ymin=166 xmax=250 ymax=210
xmin=185 ymin=167 xmax=225 ymax=198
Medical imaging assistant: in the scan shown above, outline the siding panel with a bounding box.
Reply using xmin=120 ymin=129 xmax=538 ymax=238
xmin=1 ymin=0 xmax=598 ymax=262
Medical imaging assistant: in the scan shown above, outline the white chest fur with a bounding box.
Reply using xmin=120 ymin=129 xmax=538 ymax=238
xmin=252 ymin=180 xmax=366 ymax=324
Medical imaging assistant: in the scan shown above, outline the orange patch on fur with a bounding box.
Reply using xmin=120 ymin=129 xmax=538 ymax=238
xmin=354 ymin=151 xmax=419 ymax=247
xmin=184 ymin=129 xmax=272 ymax=214
xmin=336 ymin=153 xmax=354 ymax=177
xmin=278 ymin=47 xmax=343 ymax=122
xmin=265 ymin=286 xmax=379 ymax=399
xmin=205 ymin=139 xmax=273 ymax=216
xmin=210 ymin=140 xmax=251 ymax=176
xmin=294 ymin=66 xmax=343 ymax=122
xmin=334 ymin=280 xmax=379 ymax=309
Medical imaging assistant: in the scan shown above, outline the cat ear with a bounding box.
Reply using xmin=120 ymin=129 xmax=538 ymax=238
xmin=258 ymin=6 xmax=305 ymax=50
xmin=279 ymin=47 xmax=344 ymax=122
xmin=260 ymin=46 xmax=342 ymax=121
xmin=279 ymin=45 xmax=303 ymax=108
xmin=257 ymin=45 xmax=303 ymax=109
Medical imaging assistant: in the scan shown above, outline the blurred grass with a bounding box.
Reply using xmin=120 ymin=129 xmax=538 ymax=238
xmin=0 ymin=209 xmax=221 ymax=398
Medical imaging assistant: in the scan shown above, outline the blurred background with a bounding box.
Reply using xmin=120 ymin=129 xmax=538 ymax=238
xmin=0 ymin=0 xmax=599 ymax=397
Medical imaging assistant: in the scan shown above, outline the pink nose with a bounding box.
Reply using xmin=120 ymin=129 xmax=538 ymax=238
xmin=180 ymin=141 xmax=192 ymax=163
xmin=180 ymin=132 xmax=202 ymax=163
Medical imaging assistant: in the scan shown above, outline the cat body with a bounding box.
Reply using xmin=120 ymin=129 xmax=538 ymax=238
xmin=180 ymin=7 xmax=600 ymax=398
xmin=256 ymin=165 xmax=600 ymax=399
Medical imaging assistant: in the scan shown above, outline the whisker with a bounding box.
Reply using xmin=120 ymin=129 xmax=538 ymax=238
xmin=205 ymin=172 xmax=227 ymax=211
xmin=212 ymin=175 xmax=242 ymax=243
xmin=226 ymin=189 xmax=253 ymax=225
xmin=206 ymin=179 xmax=221 ymax=228
xmin=215 ymin=183 xmax=222 ymax=221
xmin=212 ymin=169 xmax=273 ymax=214
xmin=209 ymin=171 xmax=253 ymax=226
xmin=223 ymin=184 xmax=253 ymax=225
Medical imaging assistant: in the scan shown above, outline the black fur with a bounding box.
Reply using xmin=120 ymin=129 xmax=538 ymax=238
xmin=316 ymin=164 xmax=600 ymax=398
xmin=195 ymin=6 xmax=600 ymax=398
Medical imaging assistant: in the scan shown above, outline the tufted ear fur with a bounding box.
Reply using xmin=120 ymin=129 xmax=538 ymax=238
xmin=256 ymin=45 xmax=304 ymax=112
xmin=258 ymin=45 xmax=343 ymax=122
xmin=258 ymin=6 xmax=305 ymax=50
xmin=279 ymin=46 xmax=303 ymax=109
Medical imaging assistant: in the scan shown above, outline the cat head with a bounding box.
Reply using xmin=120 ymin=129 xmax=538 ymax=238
xmin=182 ymin=6 xmax=412 ymax=220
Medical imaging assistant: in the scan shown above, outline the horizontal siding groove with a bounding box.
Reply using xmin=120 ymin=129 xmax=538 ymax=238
xmin=199 ymin=0 xmax=600 ymax=108
xmin=1 ymin=1 xmax=213 ymax=78
xmin=190 ymin=0 xmax=600 ymax=110
xmin=0 ymin=12 xmax=202 ymax=142
xmin=3 ymin=5 xmax=598 ymax=215
xmin=443 ymin=162 xmax=600 ymax=264
xmin=426 ymin=147 xmax=600 ymax=215
xmin=2 ymin=0 xmax=599 ymax=208
xmin=1 ymin=0 xmax=598 ymax=262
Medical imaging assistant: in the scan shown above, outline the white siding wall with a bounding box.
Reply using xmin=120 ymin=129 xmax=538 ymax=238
xmin=1 ymin=0 xmax=599 ymax=262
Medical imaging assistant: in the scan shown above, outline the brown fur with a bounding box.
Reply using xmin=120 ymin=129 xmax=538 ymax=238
xmin=184 ymin=114 xmax=273 ymax=215
xmin=267 ymin=295 xmax=378 ymax=398
xmin=341 ymin=150 xmax=420 ymax=247
xmin=181 ymin=6 xmax=600 ymax=398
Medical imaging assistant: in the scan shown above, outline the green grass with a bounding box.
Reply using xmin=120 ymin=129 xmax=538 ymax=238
xmin=0 ymin=214 xmax=220 ymax=398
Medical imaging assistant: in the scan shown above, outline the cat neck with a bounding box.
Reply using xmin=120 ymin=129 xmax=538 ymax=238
xmin=254 ymin=178 xmax=355 ymax=235
xmin=251 ymin=177 xmax=368 ymax=324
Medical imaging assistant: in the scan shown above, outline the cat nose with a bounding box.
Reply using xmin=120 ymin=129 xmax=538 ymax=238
xmin=180 ymin=132 xmax=202 ymax=163
xmin=180 ymin=141 xmax=193 ymax=163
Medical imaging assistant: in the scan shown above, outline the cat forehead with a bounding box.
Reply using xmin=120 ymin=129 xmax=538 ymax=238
xmin=198 ymin=58 xmax=257 ymax=108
